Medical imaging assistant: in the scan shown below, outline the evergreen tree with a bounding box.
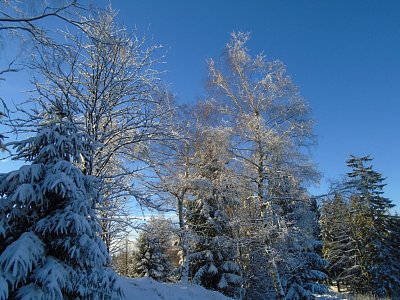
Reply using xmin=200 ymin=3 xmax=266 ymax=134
xmin=283 ymin=201 xmax=327 ymax=300
xmin=346 ymin=155 xmax=400 ymax=297
xmin=320 ymin=193 xmax=359 ymax=291
xmin=268 ymin=178 xmax=327 ymax=300
xmin=0 ymin=106 xmax=121 ymax=299
xmin=186 ymin=126 xmax=242 ymax=299
xmin=186 ymin=199 xmax=242 ymax=298
xmin=385 ymin=214 xmax=400 ymax=298
xmin=238 ymin=195 xmax=275 ymax=300
xmin=132 ymin=218 xmax=172 ymax=281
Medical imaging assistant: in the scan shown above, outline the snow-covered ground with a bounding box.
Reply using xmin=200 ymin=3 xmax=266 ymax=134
xmin=118 ymin=277 xmax=350 ymax=300
xmin=119 ymin=277 xmax=232 ymax=300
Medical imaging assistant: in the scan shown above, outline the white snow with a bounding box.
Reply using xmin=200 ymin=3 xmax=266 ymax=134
xmin=118 ymin=277 xmax=232 ymax=300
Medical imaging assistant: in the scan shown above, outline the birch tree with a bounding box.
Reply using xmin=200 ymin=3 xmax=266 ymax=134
xmin=0 ymin=103 xmax=6 ymax=151
xmin=208 ymin=32 xmax=325 ymax=299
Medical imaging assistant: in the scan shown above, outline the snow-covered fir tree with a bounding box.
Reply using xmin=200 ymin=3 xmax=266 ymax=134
xmin=0 ymin=105 xmax=121 ymax=299
xmin=386 ymin=213 xmax=400 ymax=298
xmin=132 ymin=218 xmax=172 ymax=281
xmin=186 ymin=126 xmax=242 ymax=299
xmin=263 ymin=174 xmax=327 ymax=300
xmin=186 ymin=197 xmax=242 ymax=298
xmin=237 ymin=197 xmax=275 ymax=300
xmin=281 ymin=199 xmax=327 ymax=299
xmin=345 ymin=155 xmax=400 ymax=297
xmin=320 ymin=193 xmax=359 ymax=291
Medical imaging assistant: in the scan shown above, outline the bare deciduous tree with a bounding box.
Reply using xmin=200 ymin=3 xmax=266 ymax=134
xmin=0 ymin=0 xmax=87 ymax=75
xmin=11 ymin=7 xmax=174 ymax=253
xmin=1 ymin=0 xmax=88 ymax=152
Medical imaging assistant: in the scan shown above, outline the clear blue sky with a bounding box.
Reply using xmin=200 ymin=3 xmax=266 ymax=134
xmin=108 ymin=0 xmax=400 ymax=209
xmin=2 ymin=1 xmax=399 ymax=210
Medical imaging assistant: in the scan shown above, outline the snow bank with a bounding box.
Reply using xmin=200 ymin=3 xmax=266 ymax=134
xmin=119 ymin=277 xmax=232 ymax=300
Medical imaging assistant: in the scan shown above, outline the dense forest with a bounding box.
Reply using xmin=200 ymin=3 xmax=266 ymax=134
xmin=1 ymin=1 xmax=399 ymax=299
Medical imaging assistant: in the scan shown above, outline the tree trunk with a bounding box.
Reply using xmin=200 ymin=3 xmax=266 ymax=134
xmin=177 ymin=194 xmax=189 ymax=284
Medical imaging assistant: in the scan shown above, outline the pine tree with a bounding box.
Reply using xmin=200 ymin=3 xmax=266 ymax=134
xmin=132 ymin=218 xmax=172 ymax=281
xmin=346 ymin=155 xmax=400 ymax=297
xmin=320 ymin=193 xmax=359 ymax=291
xmin=267 ymin=179 xmax=327 ymax=300
xmin=186 ymin=126 xmax=242 ymax=299
xmin=0 ymin=107 xmax=121 ymax=299
xmin=282 ymin=199 xmax=327 ymax=300
xmin=186 ymin=199 xmax=242 ymax=298
xmin=385 ymin=214 xmax=400 ymax=298
xmin=238 ymin=194 xmax=275 ymax=300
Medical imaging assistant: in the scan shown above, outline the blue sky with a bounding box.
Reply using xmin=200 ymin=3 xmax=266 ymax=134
xmin=109 ymin=0 xmax=400 ymax=209
xmin=1 ymin=1 xmax=399 ymax=210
